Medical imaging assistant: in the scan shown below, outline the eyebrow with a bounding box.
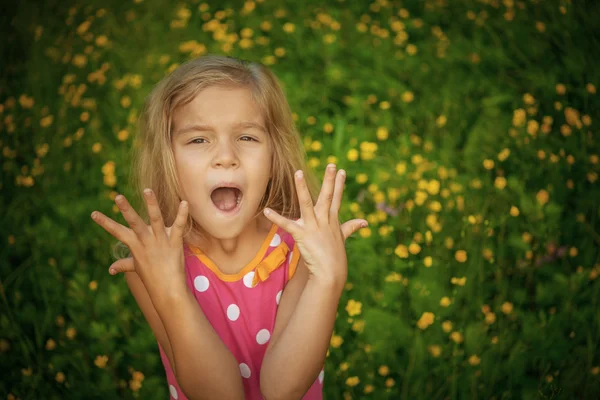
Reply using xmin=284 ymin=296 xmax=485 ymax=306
xmin=174 ymin=121 xmax=267 ymax=136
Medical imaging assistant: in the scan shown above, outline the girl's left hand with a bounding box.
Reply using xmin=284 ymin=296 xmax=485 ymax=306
xmin=263 ymin=164 xmax=368 ymax=287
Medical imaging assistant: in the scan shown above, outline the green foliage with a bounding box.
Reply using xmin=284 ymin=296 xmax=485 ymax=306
xmin=1 ymin=0 xmax=599 ymax=399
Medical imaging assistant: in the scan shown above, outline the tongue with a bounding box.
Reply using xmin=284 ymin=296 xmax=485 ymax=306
xmin=211 ymin=188 xmax=239 ymax=211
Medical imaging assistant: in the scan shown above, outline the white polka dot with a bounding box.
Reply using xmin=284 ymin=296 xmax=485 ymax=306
xmin=194 ymin=275 xmax=209 ymax=292
xmin=256 ymin=329 xmax=271 ymax=345
xmin=169 ymin=384 xmax=178 ymax=399
xmin=270 ymin=233 xmax=281 ymax=247
xmin=276 ymin=290 xmax=282 ymax=305
xmin=227 ymin=304 xmax=240 ymax=321
xmin=243 ymin=271 xmax=255 ymax=288
xmin=318 ymin=369 xmax=324 ymax=384
xmin=239 ymin=363 xmax=251 ymax=378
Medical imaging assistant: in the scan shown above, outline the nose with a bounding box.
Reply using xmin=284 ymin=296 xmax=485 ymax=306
xmin=212 ymin=140 xmax=239 ymax=169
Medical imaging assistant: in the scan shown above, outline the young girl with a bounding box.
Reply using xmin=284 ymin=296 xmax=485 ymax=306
xmin=91 ymin=55 xmax=368 ymax=400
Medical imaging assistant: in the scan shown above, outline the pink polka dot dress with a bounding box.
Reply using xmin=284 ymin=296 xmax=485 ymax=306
xmin=157 ymin=223 xmax=325 ymax=400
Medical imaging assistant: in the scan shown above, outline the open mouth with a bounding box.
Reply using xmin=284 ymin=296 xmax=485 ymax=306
xmin=210 ymin=186 xmax=243 ymax=215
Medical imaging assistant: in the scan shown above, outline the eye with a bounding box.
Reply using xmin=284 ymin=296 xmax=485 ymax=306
xmin=240 ymin=136 xmax=258 ymax=142
xmin=190 ymin=138 xmax=207 ymax=144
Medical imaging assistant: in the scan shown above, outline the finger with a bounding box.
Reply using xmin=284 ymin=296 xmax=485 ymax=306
xmin=169 ymin=200 xmax=189 ymax=245
xmin=263 ymin=207 xmax=301 ymax=236
xmin=109 ymin=257 xmax=135 ymax=275
xmin=143 ymin=188 xmax=168 ymax=241
xmin=315 ymin=164 xmax=337 ymax=222
xmin=340 ymin=219 xmax=368 ymax=241
xmin=329 ymin=168 xmax=346 ymax=219
xmin=295 ymin=170 xmax=318 ymax=228
xmin=114 ymin=194 xmax=151 ymax=242
xmin=91 ymin=211 xmax=136 ymax=246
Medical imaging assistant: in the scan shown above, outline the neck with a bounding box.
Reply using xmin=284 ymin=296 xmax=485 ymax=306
xmin=185 ymin=214 xmax=273 ymax=258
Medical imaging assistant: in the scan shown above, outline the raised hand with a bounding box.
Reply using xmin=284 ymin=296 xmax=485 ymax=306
xmin=90 ymin=189 xmax=189 ymax=291
xmin=262 ymin=164 xmax=368 ymax=286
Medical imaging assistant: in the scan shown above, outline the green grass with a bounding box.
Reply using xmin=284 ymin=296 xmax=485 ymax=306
xmin=1 ymin=0 xmax=599 ymax=398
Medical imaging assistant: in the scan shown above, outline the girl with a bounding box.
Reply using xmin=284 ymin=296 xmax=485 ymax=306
xmin=91 ymin=55 xmax=368 ymax=400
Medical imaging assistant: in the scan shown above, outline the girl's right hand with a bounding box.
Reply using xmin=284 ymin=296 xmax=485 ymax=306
xmin=90 ymin=189 xmax=189 ymax=291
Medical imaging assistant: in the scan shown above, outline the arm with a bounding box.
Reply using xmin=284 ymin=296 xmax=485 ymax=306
xmin=124 ymin=271 xmax=176 ymax=374
xmin=147 ymin=280 xmax=246 ymax=400
xmin=260 ymin=256 xmax=343 ymax=400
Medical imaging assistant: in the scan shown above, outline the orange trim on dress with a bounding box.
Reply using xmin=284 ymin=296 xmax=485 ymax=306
xmin=287 ymin=243 xmax=300 ymax=282
xmin=186 ymin=223 xmax=279 ymax=282
xmin=251 ymin=241 xmax=290 ymax=287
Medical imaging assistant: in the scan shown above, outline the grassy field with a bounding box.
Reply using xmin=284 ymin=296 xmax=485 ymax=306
xmin=1 ymin=0 xmax=599 ymax=398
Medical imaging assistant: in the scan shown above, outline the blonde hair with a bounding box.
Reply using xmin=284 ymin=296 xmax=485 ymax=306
xmin=113 ymin=54 xmax=318 ymax=259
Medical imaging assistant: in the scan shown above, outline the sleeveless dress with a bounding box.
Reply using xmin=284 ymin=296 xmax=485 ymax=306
xmin=157 ymin=223 xmax=325 ymax=399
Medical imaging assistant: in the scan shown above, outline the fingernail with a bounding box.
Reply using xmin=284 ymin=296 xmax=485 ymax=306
xmin=264 ymin=208 xmax=271 ymax=215
xmin=340 ymin=169 xmax=346 ymax=177
xmin=296 ymin=170 xmax=303 ymax=179
xmin=109 ymin=269 xmax=116 ymax=275
xmin=91 ymin=211 xmax=97 ymax=219
xmin=361 ymin=222 xmax=368 ymax=228
xmin=328 ymin=163 xmax=336 ymax=170
xmin=144 ymin=188 xmax=152 ymax=196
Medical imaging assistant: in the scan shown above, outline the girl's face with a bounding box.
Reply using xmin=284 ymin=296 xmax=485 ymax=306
xmin=171 ymin=85 xmax=273 ymax=240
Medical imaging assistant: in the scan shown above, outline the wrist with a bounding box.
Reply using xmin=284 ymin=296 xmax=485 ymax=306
xmin=307 ymin=271 xmax=346 ymax=294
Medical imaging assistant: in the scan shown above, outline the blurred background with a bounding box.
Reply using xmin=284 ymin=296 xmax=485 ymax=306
xmin=1 ymin=0 xmax=599 ymax=398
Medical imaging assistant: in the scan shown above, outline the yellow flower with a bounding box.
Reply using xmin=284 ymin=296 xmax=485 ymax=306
xmin=556 ymin=83 xmax=566 ymax=95
xmin=347 ymin=148 xmax=358 ymax=161
xmin=569 ymin=247 xmax=578 ymax=257
xmin=408 ymin=242 xmax=421 ymax=255
xmin=468 ymin=355 xmax=481 ymax=366
xmin=436 ymin=115 xmax=447 ymax=127
xmin=501 ymin=302 xmax=513 ymax=314
xmin=494 ymin=176 xmax=507 ymax=190
xmin=66 ymin=327 xmax=77 ymax=340
xmin=94 ymin=355 xmax=109 ymax=368
xmin=424 ymin=256 xmax=433 ymax=267
xmin=359 ymin=227 xmax=371 ymax=238
xmin=442 ymin=320 xmax=453 ymax=333
xmin=402 ymin=91 xmax=414 ymax=102
xmin=428 ymin=345 xmax=441 ymax=357
xmin=450 ymin=331 xmax=463 ymax=343
xmin=485 ymin=312 xmax=497 ymax=324
xmin=345 ymin=299 xmax=362 ymax=316
xmin=510 ymin=206 xmax=519 ymax=216
xmin=395 ymin=244 xmax=408 ymax=258
xmin=356 ymin=173 xmax=368 ymax=184
xmin=440 ymin=297 xmax=451 ymax=307
xmin=385 ymin=378 xmax=395 ymax=387
xmin=283 ymin=22 xmax=295 ymax=33
xmin=376 ymin=127 xmax=389 ymax=140
xmin=330 ymin=334 xmax=343 ymax=348
xmin=364 ymin=384 xmax=374 ymax=394
xmin=346 ymin=376 xmax=360 ymax=387
xmin=351 ymin=320 xmax=365 ymax=333
xmin=451 ymin=276 xmax=467 ymax=286
xmin=89 ymin=281 xmax=98 ymax=291
xmin=46 ymin=339 xmax=56 ymax=350
xmin=483 ymin=159 xmax=495 ymax=170
xmin=379 ymin=101 xmax=390 ymax=110
xmin=395 ymin=162 xmax=407 ymax=175
xmin=378 ymin=365 xmax=389 ymax=376
xmin=118 ymin=129 xmax=129 ymax=141
xmin=455 ymin=250 xmax=467 ymax=263
xmin=40 ymin=115 xmax=54 ymax=128
xmin=586 ymin=83 xmax=596 ymax=94
xmin=310 ymin=141 xmax=322 ymax=151
xmin=536 ymin=189 xmax=549 ymax=205
xmin=323 ymin=122 xmax=334 ymax=133
xmin=56 ymin=372 xmax=66 ymax=383
xmin=417 ymin=311 xmax=435 ymax=330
